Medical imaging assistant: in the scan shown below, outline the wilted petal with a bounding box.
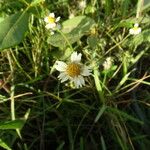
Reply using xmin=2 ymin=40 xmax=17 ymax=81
xmin=81 ymin=66 xmax=91 ymax=76
xmin=73 ymin=76 xmax=85 ymax=88
xmin=78 ymin=75 xmax=85 ymax=85
xmin=58 ymin=72 xmax=66 ymax=79
xmin=58 ymin=73 xmax=69 ymax=82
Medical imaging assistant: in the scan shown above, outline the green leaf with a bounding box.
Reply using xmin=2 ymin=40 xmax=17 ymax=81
xmin=0 ymin=139 xmax=12 ymax=150
xmin=94 ymin=105 xmax=107 ymax=123
xmin=131 ymin=29 xmax=150 ymax=46
xmin=121 ymin=0 xmax=131 ymax=17
xmin=47 ymin=16 xmax=95 ymax=48
xmin=30 ymin=0 xmax=45 ymax=6
xmin=0 ymin=94 xmax=8 ymax=103
xmin=87 ymin=35 xmax=99 ymax=49
xmin=104 ymin=0 xmax=113 ymax=16
xmin=115 ymin=16 xmax=150 ymax=29
xmin=101 ymin=136 xmax=107 ymax=150
xmin=0 ymin=12 xmax=29 ymax=51
xmin=61 ymin=16 xmax=95 ymax=33
xmin=56 ymin=141 xmax=65 ymax=150
xmin=115 ymin=71 xmax=132 ymax=91
xmin=0 ymin=119 xmax=25 ymax=130
xmin=143 ymin=0 xmax=150 ymax=10
xmin=107 ymin=107 xmax=143 ymax=124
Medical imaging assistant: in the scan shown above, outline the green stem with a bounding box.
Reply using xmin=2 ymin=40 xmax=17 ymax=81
xmin=57 ymin=29 xmax=74 ymax=51
xmin=136 ymin=0 xmax=144 ymax=19
xmin=93 ymin=64 xmax=105 ymax=104
xmin=122 ymin=54 xmax=127 ymax=76
xmin=7 ymin=51 xmax=22 ymax=139
xmin=10 ymin=85 xmax=15 ymax=120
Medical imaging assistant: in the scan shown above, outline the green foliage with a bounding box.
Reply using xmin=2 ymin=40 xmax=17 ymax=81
xmin=94 ymin=105 xmax=107 ymax=123
xmin=47 ymin=16 xmax=95 ymax=48
xmin=104 ymin=0 xmax=113 ymax=16
xmin=130 ymin=29 xmax=150 ymax=46
xmin=30 ymin=0 xmax=44 ymax=6
xmin=0 ymin=12 xmax=29 ymax=51
xmin=121 ymin=0 xmax=131 ymax=17
xmin=0 ymin=139 xmax=12 ymax=150
xmin=0 ymin=119 xmax=25 ymax=130
xmin=0 ymin=0 xmax=150 ymax=149
xmin=107 ymin=107 xmax=143 ymax=124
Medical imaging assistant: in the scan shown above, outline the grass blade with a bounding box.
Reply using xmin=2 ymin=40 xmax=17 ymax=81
xmin=0 ymin=139 xmax=12 ymax=150
xmin=94 ymin=105 xmax=107 ymax=123
xmin=107 ymin=107 xmax=143 ymax=124
xmin=0 ymin=119 xmax=25 ymax=130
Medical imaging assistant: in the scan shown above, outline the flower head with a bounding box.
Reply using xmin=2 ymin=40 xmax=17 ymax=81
xmin=103 ymin=57 xmax=113 ymax=70
xmin=78 ymin=1 xmax=86 ymax=9
xmin=44 ymin=13 xmax=60 ymax=34
xmin=55 ymin=52 xmax=91 ymax=88
xmin=129 ymin=23 xmax=141 ymax=35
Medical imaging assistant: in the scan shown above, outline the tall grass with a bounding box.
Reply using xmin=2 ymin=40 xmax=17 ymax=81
xmin=0 ymin=0 xmax=150 ymax=149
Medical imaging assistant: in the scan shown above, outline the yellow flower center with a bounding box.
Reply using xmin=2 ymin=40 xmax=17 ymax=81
xmin=48 ymin=16 xmax=55 ymax=23
xmin=66 ymin=63 xmax=81 ymax=77
xmin=133 ymin=27 xmax=138 ymax=30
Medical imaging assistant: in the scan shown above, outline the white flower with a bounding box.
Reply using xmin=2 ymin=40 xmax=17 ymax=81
xmin=44 ymin=13 xmax=60 ymax=30
xmin=55 ymin=52 xmax=91 ymax=88
xmin=103 ymin=57 xmax=113 ymax=70
xmin=78 ymin=1 xmax=86 ymax=9
xmin=129 ymin=23 xmax=141 ymax=35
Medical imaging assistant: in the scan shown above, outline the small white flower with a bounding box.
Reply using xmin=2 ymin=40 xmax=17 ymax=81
xmin=103 ymin=57 xmax=113 ymax=70
xmin=55 ymin=52 xmax=91 ymax=88
xmin=44 ymin=13 xmax=60 ymax=30
xmin=129 ymin=23 xmax=141 ymax=35
xmin=78 ymin=1 xmax=86 ymax=9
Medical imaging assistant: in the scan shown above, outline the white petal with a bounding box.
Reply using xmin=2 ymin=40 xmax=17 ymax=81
xmin=44 ymin=17 xmax=49 ymax=23
xmin=46 ymin=23 xmax=56 ymax=29
xmin=71 ymin=52 xmax=82 ymax=63
xmin=129 ymin=27 xmax=142 ymax=35
xmin=50 ymin=31 xmax=55 ymax=35
xmin=45 ymin=24 xmax=55 ymax=29
xmin=56 ymin=24 xmax=61 ymax=30
xmin=78 ymin=75 xmax=85 ymax=85
xmin=81 ymin=65 xmax=91 ymax=76
xmin=136 ymin=28 xmax=141 ymax=34
xmin=58 ymin=73 xmax=69 ymax=83
xmin=58 ymin=72 xmax=66 ymax=79
xmin=45 ymin=24 xmax=51 ymax=29
xmin=49 ymin=13 xmax=55 ymax=18
xmin=134 ymin=23 xmax=139 ymax=28
xmin=56 ymin=16 xmax=61 ymax=22
xmin=129 ymin=29 xmax=134 ymax=35
xmin=61 ymin=75 xmax=69 ymax=82
xmin=73 ymin=76 xmax=85 ymax=88
xmin=72 ymin=77 xmax=80 ymax=88
xmin=55 ymin=61 xmax=67 ymax=71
